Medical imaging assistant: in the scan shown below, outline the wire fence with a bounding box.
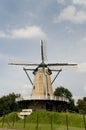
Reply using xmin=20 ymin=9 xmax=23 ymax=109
xmin=0 ymin=113 xmax=86 ymax=130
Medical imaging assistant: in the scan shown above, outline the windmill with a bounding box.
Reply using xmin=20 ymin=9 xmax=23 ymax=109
xmin=9 ymin=40 xmax=77 ymax=111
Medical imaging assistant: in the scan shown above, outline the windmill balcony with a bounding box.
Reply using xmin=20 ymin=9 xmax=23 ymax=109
xmin=16 ymin=95 xmax=69 ymax=102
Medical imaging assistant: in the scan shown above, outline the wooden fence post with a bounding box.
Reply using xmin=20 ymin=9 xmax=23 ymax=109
xmin=66 ymin=113 xmax=69 ymax=130
xmin=24 ymin=115 xmax=26 ymax=128
xmin=50 ymin=114 xmax=53 ymax=130
xmin=36 ymin=113 xmax=39 ymax=129
xmin=83 ymin=114 xmax=86 ymax=130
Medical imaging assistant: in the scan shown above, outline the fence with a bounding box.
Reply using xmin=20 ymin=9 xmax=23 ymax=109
xmin=0 ymin=112 xmax=86 ymax=130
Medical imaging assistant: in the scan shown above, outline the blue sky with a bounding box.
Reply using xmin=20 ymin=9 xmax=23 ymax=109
xmin=0 ymin=0 xmax=86 ymax=102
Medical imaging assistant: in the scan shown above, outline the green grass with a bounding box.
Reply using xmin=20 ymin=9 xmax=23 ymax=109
xmin=14 ymin=124 xmax=85 ymax=130
xmin=0 ymin=111 xmax=85 ymax=130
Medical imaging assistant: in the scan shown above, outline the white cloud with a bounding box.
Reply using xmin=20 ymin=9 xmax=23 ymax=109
xmin=78 ymin=63 xmax=86 ymax=72
xmin=10 ymin=26 xmax=46 ymax=39
xmin=0 ymin=26 xmax=46 ymax=39
xmin=84 ymin=86 xmax=86 ymax=91
xmin=58 ymin=0 xmax=86 ymax=6
xmin=0 ymin=31 xmax=7 ymax=38
xmin=73 ymin=0 xmax=86 ymax=5
xmin=54 ymin=5 xmax=86 ymax=24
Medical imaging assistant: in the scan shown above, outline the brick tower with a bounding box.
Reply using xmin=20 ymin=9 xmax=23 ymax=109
xmin=32 ymin=67 xmax=54 ymax=99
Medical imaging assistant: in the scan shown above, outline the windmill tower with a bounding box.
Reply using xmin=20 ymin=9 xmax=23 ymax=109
xmin=9 ymin=40 xmax=77 ymax=111
xmin=32 ymin=67 xmax=53 ymax=99
xmin=31 ymin=41 xmax=53 ymax=99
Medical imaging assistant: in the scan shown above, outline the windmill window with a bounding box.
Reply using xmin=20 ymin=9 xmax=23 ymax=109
xmin=33 ymin=86 xmax=35 ymax=89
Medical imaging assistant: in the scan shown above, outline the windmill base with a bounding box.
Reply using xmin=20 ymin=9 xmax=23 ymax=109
xmin=17 ymin=99 xmax=68 ymax=112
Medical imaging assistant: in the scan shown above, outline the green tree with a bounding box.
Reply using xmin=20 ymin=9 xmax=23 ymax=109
xmin=77 ymin=97 xmax=86 ymax=114
xmin=54 ymin=86 xmax=72 ymax=99
xmin=54 ymin=86 xmax=75 ymax=112
xmin=83 ymin=97 xmax=86 ymax=101
xmin=0 ymin=93 xmax=20 ymax=116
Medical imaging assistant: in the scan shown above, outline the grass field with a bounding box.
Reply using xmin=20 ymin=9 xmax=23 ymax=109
xmin=0 ymin=111 xmax=85 ymax=130
xmin=0 ymin=124 xmax=85 ymax=130
xmin=11 ymin=124 xmax=85 ymax=130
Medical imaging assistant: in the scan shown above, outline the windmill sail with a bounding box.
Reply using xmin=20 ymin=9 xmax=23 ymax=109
xmin=9 ymin=40 xmax=77 ymax=100
xmin=40 ymin=40 xmax=48 ymax=97
xmin=41 ymin=40 xmax=44 ymax=65
xmin=8 ymin=62 xmax=39 ymax=66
